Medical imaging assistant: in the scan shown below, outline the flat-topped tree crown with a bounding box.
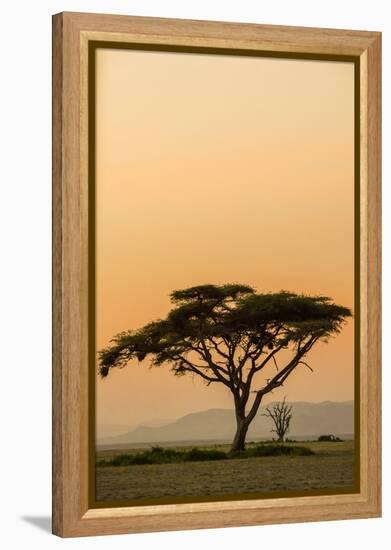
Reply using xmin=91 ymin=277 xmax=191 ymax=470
xmin=99 ymin=284 xmax=351 ymax=452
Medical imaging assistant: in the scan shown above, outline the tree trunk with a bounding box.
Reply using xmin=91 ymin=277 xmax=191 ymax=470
xmin=230 ymin=416 xmax=249 ymax=453
xmin=230 ymin=392 xmax=264 ymax=453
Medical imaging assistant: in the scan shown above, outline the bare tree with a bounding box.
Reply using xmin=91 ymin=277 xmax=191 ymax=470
xmin=262 ymin=397 xmax=293 ymax=442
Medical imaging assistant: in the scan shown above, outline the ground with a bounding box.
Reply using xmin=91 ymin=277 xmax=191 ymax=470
xmin=95 ymin=440 xmax=356 ymax=503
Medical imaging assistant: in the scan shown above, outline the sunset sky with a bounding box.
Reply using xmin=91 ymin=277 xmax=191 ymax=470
xmin=95 ymin=48 xmax=355 ymax=434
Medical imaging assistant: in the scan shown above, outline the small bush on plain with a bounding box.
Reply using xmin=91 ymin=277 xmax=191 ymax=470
xmin=318 ymin=434 xmax=342 ymax=442
xmin=248 ymin=444 xmax=314 ymax=457
xmin=184 ymin=448 xmax=227 ymax=461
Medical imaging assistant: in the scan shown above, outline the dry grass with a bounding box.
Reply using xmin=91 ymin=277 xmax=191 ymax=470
xmin=95 ymin=440 xmax=355 ymax=502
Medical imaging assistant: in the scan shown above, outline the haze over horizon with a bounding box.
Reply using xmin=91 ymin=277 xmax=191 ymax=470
xmin=97 ymin=400 xmax=355 ymax=444
xmin=95 ymin=49 xmax=355 ymax=431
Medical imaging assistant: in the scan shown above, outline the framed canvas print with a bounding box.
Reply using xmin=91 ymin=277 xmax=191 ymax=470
xmin=52 ymin=12 xmax=381 ymax=537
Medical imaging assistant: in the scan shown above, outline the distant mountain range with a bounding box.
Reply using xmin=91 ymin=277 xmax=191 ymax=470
xmin=97 ymin=401 xmax=354 ymax=448
xmin=97 ymin=419 xmax=174 ymax=439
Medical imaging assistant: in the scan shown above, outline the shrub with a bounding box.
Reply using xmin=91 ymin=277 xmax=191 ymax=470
xmin=318 ymin=434 xmax=342 ymax=442
xmin=110 ymin=454 xmax=138 ymax=466
xmin=184 ymin=448 xmax=227 ymax=462
xmin=248 ymin=444 xmax=314 ymax=457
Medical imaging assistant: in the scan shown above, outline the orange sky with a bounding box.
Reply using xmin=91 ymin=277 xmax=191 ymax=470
xmin=95 ymin=48 xmax=355 ymax=431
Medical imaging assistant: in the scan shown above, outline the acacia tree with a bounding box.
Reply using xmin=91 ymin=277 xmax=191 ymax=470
xmin=99 ymin=284 xmax=351 ymax=453
xmin=262 ymin=397 xmax=293 ymax=442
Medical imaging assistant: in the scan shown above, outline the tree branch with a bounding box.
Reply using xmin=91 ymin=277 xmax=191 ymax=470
xmin=206 ymin=336 xmax=230 ymax=360
xmin=197 ymin=340 xmax=232 ymax=387
xmin=244 ymin=336 xmax=318 ymax=425
xmin=259 ymin=335 xmax=318 ymax=395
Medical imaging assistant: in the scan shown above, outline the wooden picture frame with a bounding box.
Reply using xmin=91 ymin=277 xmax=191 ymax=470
xmin=52 ymin=11 xmax=381 ymax=538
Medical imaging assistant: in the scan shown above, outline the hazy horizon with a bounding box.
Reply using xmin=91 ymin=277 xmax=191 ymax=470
xmin=97 ymin=400 xmax=355 ymax=444
xmin=95 ymin=49 xmax=355 ymax=432
xmin=98 ymin=398 xmax=354 ymax=429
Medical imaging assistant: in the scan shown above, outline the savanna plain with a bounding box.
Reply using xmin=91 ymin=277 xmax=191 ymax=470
xmin=96 ymin=439 xmax=355 ymax=502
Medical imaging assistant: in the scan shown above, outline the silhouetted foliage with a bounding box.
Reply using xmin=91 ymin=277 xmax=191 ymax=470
xmin=99 ymin=284 xmax=351 ymax=452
